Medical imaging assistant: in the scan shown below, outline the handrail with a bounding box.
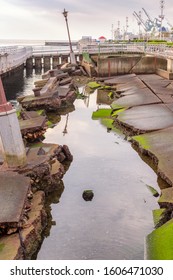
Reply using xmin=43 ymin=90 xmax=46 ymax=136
xmin=1 ymin=43 xmax=173 ymax=75
xmin=0 ymin=46 xmax=32 ymax=74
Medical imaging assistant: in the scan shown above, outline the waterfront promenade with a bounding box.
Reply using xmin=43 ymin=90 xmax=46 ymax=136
xmin=1 ymin=43 xmax=173 ymax=75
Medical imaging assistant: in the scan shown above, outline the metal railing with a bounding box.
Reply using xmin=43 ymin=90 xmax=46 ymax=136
xmin=0 ymin=46 xmax=32 ymax=74
xmin=81 ymin=43 xmax=146 ymax=54
xmin=1 ymin=43 xmax=173 ymax=74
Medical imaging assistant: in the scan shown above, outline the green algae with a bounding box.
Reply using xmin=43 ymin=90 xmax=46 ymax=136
xmin=101 ymin=118 xmax=114 ymax=129
xmin=92 ymin=109 xmax=112 ymax=119
xmin=16 ymin=109 xmax=21 ymax=118
xmin=0 ymin=243 xmax=5 ymax=252
xmin=100 ymin=119 xmax=122 ymax=134
xmin=108 ymin=91 xmax=114 ymax=99
xmin=146 ymin=184 xmax=159 ymax=197
xmin=145 ymin=218 xmax=173 ymax=259
xmin=152 ymin=209 xmax=165 ymax=227
xmin=111 ymin=102 xmax=125 ymax=110
xmin=36 ymin=109 xmax=45 ymax=116
xmin=111 ymin=108 xmax=126 ymax=117
xmin=46 ymin=120 xmax=54 ymax=128
xmin=132 ymin=135 xmax=150 ymax=150
xmin=100 ymin=85 xmax=112 ymax=90
xmin=87 ymin=82 xmax=101 ymax=89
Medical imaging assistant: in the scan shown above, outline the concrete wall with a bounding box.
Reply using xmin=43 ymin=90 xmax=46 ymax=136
xmin=96 ymin=55 xmax=168 ymax=77
xmin=156 ymin=68 xmax=173 ymax=79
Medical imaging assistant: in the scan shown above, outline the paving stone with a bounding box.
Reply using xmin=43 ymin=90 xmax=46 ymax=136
xmin=112 ymin=88 xmax=161 ymax=108
xmin=132 ymin=127 xmax=173 ymax=186
xmin=117 ymin=104 xmax=173 ymax=132
xmin=0 ymin=172 xmax=30 ymax=225
xmin=19 ymin=116 xmax=46 ymax=133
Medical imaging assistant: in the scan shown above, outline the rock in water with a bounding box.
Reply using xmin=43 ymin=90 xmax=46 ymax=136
xmin=82 ymin=190 xmax=94 ymax=201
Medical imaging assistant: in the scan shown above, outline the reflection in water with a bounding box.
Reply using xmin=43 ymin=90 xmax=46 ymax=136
xmin=62 ymin=114 xmax=69 ymax=136
xmin=37 ymin=89 xmax=160 ymax=260
xmin=32 ymin=181 xmax=65 ymax=260
xmin=2 ymin=67 xmax=25 ymax=101
xmin=3 ymin=68 xmax=43 ymax=101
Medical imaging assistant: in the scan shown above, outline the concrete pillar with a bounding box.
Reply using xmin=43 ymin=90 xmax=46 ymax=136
xmin=167 ymin=58 xmax=173 ymax=72
xmin=25 ymin=57 xmax=33 ymax=69
xmin=52 ymin=56 xmax=60 ymax=68
xmin=0 ymin=78 xmax=27 ymax=168
xmin=70 ymin=52 xmax=76 ymax=64
xmin=61 ymin=55 xmax=68 ymax=64
xmin=35 ymin=57 xmax=42 ymax=69
xmin=43 ymin=56 xmax=51 ymax=69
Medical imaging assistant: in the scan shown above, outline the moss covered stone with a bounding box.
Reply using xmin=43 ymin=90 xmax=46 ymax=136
xmin=87 ymin=82 xmax=101 ymax=89
xmin=111 ymin=108 xmax=126 ymax=117
xmin=145 ymin=219 xmax=173 ymax=259
xmin=158 ymin=187 xmax=173 ymax=206
xmin=92 ymin=109 xmax=112 ymax=119
xmin=146 ymin=184 xmax=159 ymax=197
xmin=152 ymin=209 xmax=165 ymax=227
xmin=0 ymin=243 xmax=5 ymax=252
xmin=111 ymin=103 xmax=125 ymax=110
xmin=132 ymin=135 xmax=150 ymax=150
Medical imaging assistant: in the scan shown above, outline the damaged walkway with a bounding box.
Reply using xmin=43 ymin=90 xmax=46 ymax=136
xmin=106 ymin=73 xmax=173 ymax=260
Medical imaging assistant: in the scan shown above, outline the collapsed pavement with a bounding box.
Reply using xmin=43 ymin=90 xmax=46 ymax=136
xmin=92 ymin=73 xmax=173 ymax=259
xmin=0 ymin=63 xmax=80 ymax=259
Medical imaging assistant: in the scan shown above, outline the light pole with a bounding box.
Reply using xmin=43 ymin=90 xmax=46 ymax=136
xmin=62 ymin=8 xmax=76 ymax=65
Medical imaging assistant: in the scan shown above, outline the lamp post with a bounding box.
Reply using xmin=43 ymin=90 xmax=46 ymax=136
xmin=62 ymin=8 xmax=76 ymax=65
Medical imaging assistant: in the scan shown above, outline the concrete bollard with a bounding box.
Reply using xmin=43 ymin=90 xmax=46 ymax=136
xmin=0 ymin=78 xmax=27 ymax=168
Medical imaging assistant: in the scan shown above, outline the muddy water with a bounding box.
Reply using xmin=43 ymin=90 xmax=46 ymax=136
xmin=37 ymin=91 xmax=160 ymax=260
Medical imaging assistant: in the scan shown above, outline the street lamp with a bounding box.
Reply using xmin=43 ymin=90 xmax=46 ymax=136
xmin=62 ymin=8 xmax=76 ymax=65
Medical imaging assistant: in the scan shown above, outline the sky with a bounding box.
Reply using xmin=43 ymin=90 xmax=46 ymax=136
xmin=0 ymin=0 xmax=173 ymax=41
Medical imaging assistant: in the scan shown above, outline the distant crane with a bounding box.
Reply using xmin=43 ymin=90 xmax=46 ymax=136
xmin=133 ymin=11 xmax=147 ymax=32
xmin=165 ymin=18 xmax=173 ymax=29
xmin=142 ymin=8 xmax=155 ymax=31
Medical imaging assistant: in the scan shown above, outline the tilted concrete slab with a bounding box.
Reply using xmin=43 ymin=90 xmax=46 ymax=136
xmin=0 ymin=172 xmax=30 ymax=225
xmin=120 ymin=86 xmax=147 ymax=96
xmin=132 ymin=127 xmax=173 ymax=186
xmin=156 ymin=94 xmax=173 ymax=104
xmin=21 ymin=92 xmax=55 ymax=104
xmin=138 ymin=74 xmax=165 ymax=81
xmin=104 ymin=74 xmax=137 ymax=85
xmin=57 ymin=87 xmax=71 ymax=97
xmin=165 ymin=103 xmax=173 ymax=112
xmin=117 ymin=104 xmax=173 ymax=132
xmin=19 ymin=116 xmax=46 ymax=133
xmin=112 ymin=88 xmax=161 ymax=108
xmin=158 ymin=187 xmax=173 ymax=206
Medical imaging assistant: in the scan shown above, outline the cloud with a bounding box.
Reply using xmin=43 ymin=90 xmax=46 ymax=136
xmin=0 ymin=0 xmax=173 ymax=40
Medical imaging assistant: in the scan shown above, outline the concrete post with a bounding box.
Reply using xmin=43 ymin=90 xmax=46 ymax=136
xmin=35 ymin=57 xmax=42 ymax=69
xmin=0 ymin=78 xmax=27 ymax=168
xmin=70 ymin=52 xmax=76 ymax=65
xmin=43 ymin=56 xmax=51 ymax=69
xmin=61 ymin=55 xmax=68 ymax=64
xmin=52 ymin=56 xmax=60 ymax=68
xmin=167 ymin=58 xmax=173 ymax=72
xmin=25 ymin=57 xmax=33 ymax=69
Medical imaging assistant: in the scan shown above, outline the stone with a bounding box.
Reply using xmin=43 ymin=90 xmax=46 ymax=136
xmin=82 ymin=190 xmax=94 ymax=201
